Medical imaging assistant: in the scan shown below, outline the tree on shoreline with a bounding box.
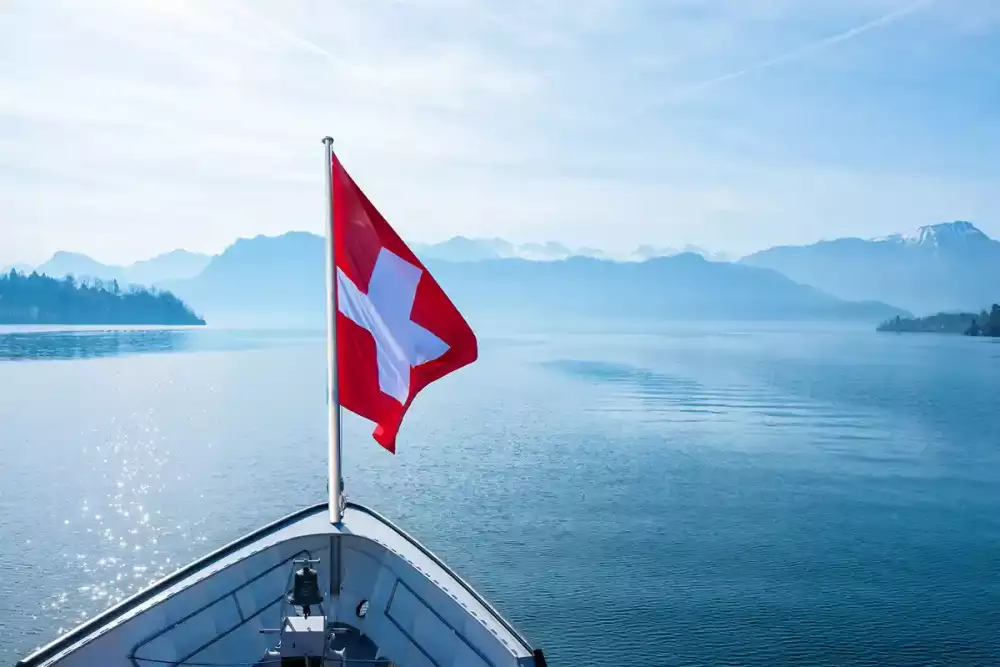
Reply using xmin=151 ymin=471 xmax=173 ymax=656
xmin=965 ymin=304 xmax=1000 ymax=337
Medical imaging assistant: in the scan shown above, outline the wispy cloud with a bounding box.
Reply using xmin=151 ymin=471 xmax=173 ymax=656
xmin=0 ymin=0 xmax=997 ymax=266
xmin=631 ymin=0 xmax=936 ymax=113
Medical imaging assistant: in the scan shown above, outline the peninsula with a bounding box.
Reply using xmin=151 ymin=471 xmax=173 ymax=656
xmin=877 ymin=304 xmax=1000 ymax=337
xmin=0 ymin=270 xmax=205 ymax=325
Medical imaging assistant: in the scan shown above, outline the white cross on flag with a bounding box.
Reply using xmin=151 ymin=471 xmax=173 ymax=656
xmin=331 ymin=154 xmax=477 ymax=452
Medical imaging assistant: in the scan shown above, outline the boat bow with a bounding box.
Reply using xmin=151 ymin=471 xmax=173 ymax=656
xmin=17 ymin=502 xmax=545 ymax=667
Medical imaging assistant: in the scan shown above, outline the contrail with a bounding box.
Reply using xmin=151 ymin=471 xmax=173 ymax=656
xmin=225 ymin=0 xmax=349 ymax=68
xmin=632 ymin=0 xmax=935 ymax=115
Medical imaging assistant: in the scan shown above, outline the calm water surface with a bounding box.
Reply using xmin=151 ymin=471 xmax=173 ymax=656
xmin=1 ymin=324 xmax=999 ymax=665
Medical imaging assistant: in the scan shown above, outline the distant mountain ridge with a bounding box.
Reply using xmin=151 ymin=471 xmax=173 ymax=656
xmin=0 ymin=263 xmax=33 ymax=275
xmin=19 ymin=220 xmax=994 ymax=323
xmin=161 ymin=231 xmax=903 ymax=327
xmin=6 ymin=237 xmax=727 ymax=282
xmin=412 ymin=237 xmax=730 ymax=263
xmin=875 ymin=220 xmax=989 ymax=247
xmin=741 ymin=221 xmax=1000 ymax=314
xmin=18 ymin=249 xmax=211 ymax=286
xmin=160 ymin=232 xmax=323 ymax=324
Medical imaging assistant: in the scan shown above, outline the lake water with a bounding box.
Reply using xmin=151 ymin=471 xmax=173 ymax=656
xmin=2 ymin=324 xmax=999 ymax=665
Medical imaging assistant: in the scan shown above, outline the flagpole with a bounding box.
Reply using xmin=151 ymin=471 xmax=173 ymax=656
xmin=323 ymin=136 xmax=343 ymax=525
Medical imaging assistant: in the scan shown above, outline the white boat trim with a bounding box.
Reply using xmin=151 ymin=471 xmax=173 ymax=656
xmin=16 ymin=501 xmax=546 ymax=667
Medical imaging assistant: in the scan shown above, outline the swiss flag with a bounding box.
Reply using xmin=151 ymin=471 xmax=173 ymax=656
xmin=332 ymin=153 xmax=477 ymax=452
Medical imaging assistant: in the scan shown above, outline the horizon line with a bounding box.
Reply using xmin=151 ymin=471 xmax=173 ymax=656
xmin=2 ymin=219 xmax=990 ymax=269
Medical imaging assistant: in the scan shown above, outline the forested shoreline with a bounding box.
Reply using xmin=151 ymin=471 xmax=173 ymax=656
xmin=0 ymin=270 xmax=205 ymax=325
xmin=877 ymin=304 xmax=1000 ymax=337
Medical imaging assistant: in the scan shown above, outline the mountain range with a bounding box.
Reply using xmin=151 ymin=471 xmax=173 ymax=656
xmin=9 ymin=220 xmax=997 ymax=326
xmin=2 ymin=238 xmax=727 ymax=283
xmin=156 ymin=232 xmax=901 ymax=327
xmin=741 ymin=221 xmax=1000 ymax=314
xmin=4 ymin=249 xmax=211 ymax=286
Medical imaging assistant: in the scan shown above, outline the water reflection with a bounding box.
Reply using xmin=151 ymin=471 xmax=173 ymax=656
xmin=0 ymin=329 xmax=196 ymax=361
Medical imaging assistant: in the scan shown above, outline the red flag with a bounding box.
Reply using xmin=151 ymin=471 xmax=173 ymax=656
xmin=332 ymin=154 xmax=477 ymax=452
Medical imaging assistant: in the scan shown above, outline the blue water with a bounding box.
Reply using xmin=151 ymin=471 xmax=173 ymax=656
xmin=1 ymin=324 xmax=999 ymax=665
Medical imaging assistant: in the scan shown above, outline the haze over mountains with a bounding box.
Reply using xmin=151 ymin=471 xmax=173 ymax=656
xmin=153 ymin=232 xmax=901 ymax=327
xmin=411 ymin=237 xmax=730 ymax=263
xmin=10 ymin=220 xmax=997 ymax=326
xmin=4 ymin=250 xmax=211 ymax=286
xmin=3 ymin=237 xmax=728 ymax=282
xmin=742 ymin=222 xmax=1000 ymax=314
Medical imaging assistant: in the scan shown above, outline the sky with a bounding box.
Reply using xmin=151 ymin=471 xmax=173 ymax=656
xmin=1 ymin=0 xmax=999 ymax=266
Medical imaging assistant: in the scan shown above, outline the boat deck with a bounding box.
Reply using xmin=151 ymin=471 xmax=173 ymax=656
xmin=256 ymin=622 xmax=384 ymax=665
xmin=18 ymin=502 xmax=544 ymax=667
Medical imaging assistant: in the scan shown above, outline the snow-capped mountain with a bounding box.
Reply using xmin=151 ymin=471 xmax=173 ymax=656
xmin=875 ymin=220 xmax=992 ymax=248
xmin=742 ymin=221 xmax=1000 ymax=314
xmin=909 ymin=220 xmax=989 ymax=246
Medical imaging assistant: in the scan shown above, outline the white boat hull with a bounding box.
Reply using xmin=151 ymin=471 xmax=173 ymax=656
xmin=17 ymin=502 xmax=545 ymax=667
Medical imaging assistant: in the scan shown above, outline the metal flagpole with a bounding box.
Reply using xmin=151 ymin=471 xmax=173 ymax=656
xmin=323 ymin=136 xmax=343 ymax=524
